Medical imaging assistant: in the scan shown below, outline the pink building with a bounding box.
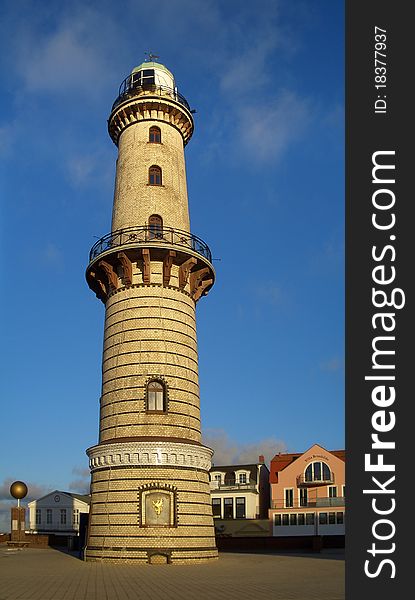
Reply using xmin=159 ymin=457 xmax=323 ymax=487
xmin=269 ymin=444 xmax=345 ymax=537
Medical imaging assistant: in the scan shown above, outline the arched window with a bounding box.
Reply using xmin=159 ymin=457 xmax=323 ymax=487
xmin=304 ymin=461 xmax=332 ymax=483
xmin=149 ymin=126 xmax=161 ymax=143
xmin=149 ymin=165 xmax=162 ymax=186
xmin=146 ymin=380 xmax=166 ymax=411
xmin=148 ymin=214 xmax=163 ymax=239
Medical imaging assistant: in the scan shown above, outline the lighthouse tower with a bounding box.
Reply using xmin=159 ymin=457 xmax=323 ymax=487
xmin=84 ymin=60 xmax=217 ymax=564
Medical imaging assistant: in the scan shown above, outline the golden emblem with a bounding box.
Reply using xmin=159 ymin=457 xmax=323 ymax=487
xmin=152 ymin=498 xmax=163 ymax=515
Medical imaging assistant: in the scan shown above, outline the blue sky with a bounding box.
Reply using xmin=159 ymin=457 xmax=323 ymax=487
xmin=0 ymin=0 xmax=344 ymax=525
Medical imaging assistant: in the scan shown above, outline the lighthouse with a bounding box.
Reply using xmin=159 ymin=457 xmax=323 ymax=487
xmin=84 ymin=60 xmax=218 ymax=564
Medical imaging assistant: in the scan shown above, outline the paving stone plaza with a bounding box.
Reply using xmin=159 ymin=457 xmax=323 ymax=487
xmin=0 ymin=545 xmax=344 ymax=600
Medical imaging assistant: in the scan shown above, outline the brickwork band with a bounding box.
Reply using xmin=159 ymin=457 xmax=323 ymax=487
xmin=85 ymin=62 xmax=217 ymax=563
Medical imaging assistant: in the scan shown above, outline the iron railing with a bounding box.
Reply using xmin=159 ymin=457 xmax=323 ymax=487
xmin=271 ymin=497 xmax=345 ymax=509
xmin=297 ymin=474 xmax=335 ymax=486
xmin=89 ymin=225 xmax=212 ymax=263
xmin=112 ymin=76 xmax=191 ymax=112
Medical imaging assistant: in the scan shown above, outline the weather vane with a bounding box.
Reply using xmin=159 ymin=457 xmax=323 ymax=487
xmin=145 ymin=51 xmax=160 ymax=62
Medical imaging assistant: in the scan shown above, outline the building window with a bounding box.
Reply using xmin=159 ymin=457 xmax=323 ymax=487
xmin=297 ymin=513 xmax=305 ymax=526
xmin=224 ymin=498 xmax=233 ymax=519
xmin=149 ymin=126 xmax=161 ymax=143
xmin=60 ymin=509 xmax=67 ymax=525
xmin=306 ymin=513 xmax=315 ymax=525
xmin=342 ymin=485 xmax=346 ymax=497
xmin=238 ymin=473 xmax=247 ymax=484
xmin=46 ymin=509 xmax=52 ymax=524
xmin=146 ymin=380 xmax=166 ymax=411
xmin=336 ymin=512 xmax=344 ymax=524
xmin=319 ymin=512 xmax=328 ymax=525
xmin=73 ymin=509 xmax=80 ymax=525
xmin=299 ymin=488 xmax=308 ymax=507
xmin=149 ymin=165 xmax=162 ymax=186
xmin=148 ymin=214 xmax=163 ymax=239
xmin=285 ymin=488 xmax=294 ymax=508
xmin=304 ymin=461 xmax=332 ymax=483
xmin=274 ymin=514 xmax=282 ymax=526
xmin=282 ymin=514 xmax=289 ymax=526
xmin=289 ymin=514 xmax=297 ymax=526
xmin=328 ymin=486 xmax=337 ymax=498
xmin=35 ymin=509 xmax=41 ymax=525
xmin=236 ymin=498 xmax=246 ymax=519
xmin=329 ymin=512 xmax=336 ymax=524
xmin=214 ymin=474 xmax=221 ymax=483
xmin=212 ymin=498 xmax=221 ymax=518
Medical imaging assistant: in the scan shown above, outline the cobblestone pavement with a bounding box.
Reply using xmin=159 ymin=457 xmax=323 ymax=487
xmin=0 ymin=545 xmax=344 ymax=600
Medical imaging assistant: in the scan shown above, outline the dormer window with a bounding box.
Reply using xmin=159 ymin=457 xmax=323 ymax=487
xmin=149 ymin=126 xmax=161 ymax=143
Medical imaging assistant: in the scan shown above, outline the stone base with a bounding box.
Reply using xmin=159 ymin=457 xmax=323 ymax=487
xmin=85 ymin=440 xmax=218 ymax=564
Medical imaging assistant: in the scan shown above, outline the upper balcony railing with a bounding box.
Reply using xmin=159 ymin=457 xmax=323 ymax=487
xmin=89 ymin=225 xmax=212 ymax=264
xmin=112 ymin=76 xmax=192 ymax=113
xmin=297 ymin=473 xmax=335 ymax=487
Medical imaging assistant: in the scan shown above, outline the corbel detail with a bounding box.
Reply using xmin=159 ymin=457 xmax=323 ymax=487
xmin=87 ymin=270 xmax=107 ymax=301
xmin=179 ymin=257 xmax=197 ymax=289
xmin=190 ymin=267 xmax=210 ymax=295
xmin=117 ymin=251 xmax=132 ymax=286
xmin=192 ymin=279 xmax=213 ymax=301
xmin=98 ymin=260 xmax=118 ymax=293
xmin=142 ymin=248 xmax=151 ymax=284
xmin=163 ymin=251 xmax=176 ymax=286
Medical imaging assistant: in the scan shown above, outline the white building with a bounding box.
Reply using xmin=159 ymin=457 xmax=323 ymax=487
xmin=28 ymin=491 xmax=90 ymax=537
xmin=209 ymin=459 xmax=270 ymax=536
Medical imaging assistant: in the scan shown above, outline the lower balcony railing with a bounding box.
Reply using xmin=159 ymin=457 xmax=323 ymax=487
xmin=271 ymin=497 xmax=345 ymax=509
xmin=89 ymin=225 xmax=212 ymax=264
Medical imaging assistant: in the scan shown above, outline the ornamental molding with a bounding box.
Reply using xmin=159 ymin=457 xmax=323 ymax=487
xmin=108 ymin=96 xmax=193 ymax=146
xmin=87 ymin=440 xmax=213 ymax=472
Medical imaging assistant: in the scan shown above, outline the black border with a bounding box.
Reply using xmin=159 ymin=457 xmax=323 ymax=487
xmin=346 ymin=1 xmax=412 ymax=596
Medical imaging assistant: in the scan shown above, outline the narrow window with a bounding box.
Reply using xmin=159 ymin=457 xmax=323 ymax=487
xmin=223 ymin=498 xmax=233 ymax=518
xmin=306 ymin=513 xmax=315 ymax=525
xmin=238 ymin=473 xmax=247 ymax=484
xmin=149 ymin=126 xmax=161 ymax=143
xmin=60 ymin=509 xmax=67 ymax=525
xmin=148 ymin=214 xmax=163 ymax=239
xmin=289 ymin=514 xmax=297 ymax=526
xmin=336 ymin=512 xmax=344 ymax=524
xmin=282 ymin=514 xmax=289 ymax=526
xmin=329 ymin=512 xmax=336 ymax=524
xmin=73 ymin=509 xmax=80 ymax=525
xmin=300 ymin=488 xmax=308 ymax=507
xmin=319 ymin=512 xmax=328 ymax=525
xmin=149 ymin=165 xmax=162 ymax=186
xmin=297 ymin=513 xmax=305 ymax=526
xmin=212 ymin=498 xmax=221 ymax=517
xmin=274 ymin=514 xmax=282 ymax=526
xmin=236 ymin=498 xmax=246 ymax=518
xmin=35 ymin=509 xmax=41 ymax=525
xmin=147 ymin=380 xmax=165 ymax=411
xmin=46 ymin=509 xmax=52 ymax=524
xmin=285 ymin=488 xmax=294 ymax=508
xmin=328 ymin=485 xmax=337 ymax=498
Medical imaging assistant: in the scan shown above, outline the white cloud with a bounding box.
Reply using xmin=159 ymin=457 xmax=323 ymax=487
xmin=236 ymin=89 xmax=311 ymax=162
xmin=14 ymin=7 xmax=119 ymax=98
xmin=203 ymin=428 xmax=287 ymax=466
